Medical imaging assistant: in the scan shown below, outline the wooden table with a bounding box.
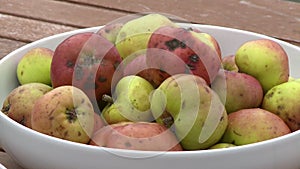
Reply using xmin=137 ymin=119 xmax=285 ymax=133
xmin=0 ymin=0 xmax=299 ymax=168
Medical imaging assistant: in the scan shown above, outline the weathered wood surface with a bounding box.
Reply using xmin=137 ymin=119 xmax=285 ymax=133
xmin=0 ymin=0 xmax=300 ymax=60
xmin=0 ymin=0 xmax=299 ymax=168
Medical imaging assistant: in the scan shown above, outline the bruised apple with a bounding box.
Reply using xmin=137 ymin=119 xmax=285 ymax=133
xmin=90 ymin=122 xmax=182 ymax=151
xmin=1 ymin=83 xmax=52 ymax=128
xmin=262 ymin=80 xmax=300 ymax=131
xmin=31 ymin=86 xmax=95 ymax=144
xmin=147 ymin=26 xmax=221 ymax=85
xmin=51 ymin=32 xmax=122 ymax=112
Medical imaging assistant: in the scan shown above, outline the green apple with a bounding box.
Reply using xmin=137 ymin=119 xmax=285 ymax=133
xmin=235 ymin=39 xmax=289 ymax=93
xmin=262 ymin=80 xmax=300 ymax=131
xmin=102 ymin=75 xmax=155 ymax=124
xmin=115 ymin=13 xmax=178 ymax=59
xmin=17 ymin=47 xmax=53 ymax=86
xmin=151 ymin=74 xmax=228 ymax=150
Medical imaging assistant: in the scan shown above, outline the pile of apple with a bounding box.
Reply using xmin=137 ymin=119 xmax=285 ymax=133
xmin=2 ymin=13 xmax=300 ymax=151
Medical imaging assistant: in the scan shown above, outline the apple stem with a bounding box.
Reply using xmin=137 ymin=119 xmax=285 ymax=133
xmin=102 ymin=94 xmax=114 ymax=104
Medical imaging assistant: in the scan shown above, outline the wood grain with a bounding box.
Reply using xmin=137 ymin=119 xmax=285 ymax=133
xmin=0 ymin=14 xmax=76 ymax=42
xmin=0 ymin=13 xmax=76 ymax=59
xmin=0 ymin=38 xmax=26 ymax=59
xmin=0 ymin=0 xmax=127 ymax=28
xmin=64 ymin=0 xmax=300 ymax=45
xmin=0 ymin=152 xmax=23 ymax=169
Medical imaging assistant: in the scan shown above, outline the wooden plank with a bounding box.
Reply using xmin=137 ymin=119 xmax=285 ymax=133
xmin=0 ymin=14 xmax=76 ymax=42
xmin=65 ymin=0 xmax=300 ymax=46
xmin=0 ymin=38 xmax=26 ymax=59
xmin=0 ymin=13 xmax=77 ymax=59
xmin=0 ymin=0 xmax=127 ymax=28
xmin=0 ymin=151 xmax=24 ymax=169
xmin=246 ymin=0 xmax=300 ymax=18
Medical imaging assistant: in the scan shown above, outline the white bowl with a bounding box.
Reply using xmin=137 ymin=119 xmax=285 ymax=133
xmin=0 ymin=163 xmax=7 ymax=169
xmin=1 ymin=24 xmax=300 ymax=169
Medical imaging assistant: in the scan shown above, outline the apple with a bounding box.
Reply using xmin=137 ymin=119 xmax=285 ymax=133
xmin=147 ymin=26 xmax=221 ymax=85
xmin=17 ymin=47 xmax=53 ymax=85
xmin=1 ymin=83 xmax=52 ymax=128
xmin=235 ymin=39 xmax=289 ymax=93
xmin=102 ymin=75 xmax=154 ymax=124
xmin=221 ymin=108 xmax=291 ymax=145
xmin=151 ymin=74 xmax=228 ymax=150
xmin=211 ymin=70 xmax=263 ymax=113
xmin=90 ymin=122 xmax=182 ymax=151
xmin=115 ymin=13 xmax=178 ymax=59
xmin=50 ymin=32 xmax=122 ymax=112
xmin=262 ymin=80 xmax=300 ymax=131
xmin=31 ymin=85 xmax=95 ymax=144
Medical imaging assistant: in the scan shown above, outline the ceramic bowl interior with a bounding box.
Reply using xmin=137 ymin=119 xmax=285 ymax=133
xmin=0 ymin=24 xmax=300 ymax=169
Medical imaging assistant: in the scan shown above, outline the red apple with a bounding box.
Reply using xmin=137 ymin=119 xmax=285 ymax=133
xmin=51 ymin=32 xmax=122 ymax=112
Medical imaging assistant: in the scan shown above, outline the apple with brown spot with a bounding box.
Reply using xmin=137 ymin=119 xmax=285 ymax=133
xmin=51 ymin=32 xmax=122 ymax=112
xmin=221 ymin=108 xmax=291 ymax=146
xmin=31 ymin=86 xmax=95 ymax=144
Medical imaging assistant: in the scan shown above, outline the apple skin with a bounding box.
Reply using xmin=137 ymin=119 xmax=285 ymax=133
xmin=102 ymin=75 xmax=155 ymax=124
xmin=93 ymin=112 xmax=105 ymax=134
xmin=147 ymin=26 xmax=221 ymax=85
xmin=151 ymin=74 xmax=228 ymax=150
xmin=191 ymin=32 xmax=222 ymax=60
xmin=121 ymin=53 xmax=171 ymax=88
xmin=221 ymin=55 xmax=239 ymax=72
xmin=50 ymin=32 xmax=122 ymax=112
xmin=51 ymin=33 xmax=92 ymax=87
xmin=31 ymin=85 xmax=95 ymax=144
xmin=90 ymin=122 xmax=182 ymax=151
xmin=115 ymin=13 xmax=177 ymax=59
xmin=97 ymin=22 xmax=123 ymax=44
xmin=101 ymin=103 xmax=131 ymax=124
xmin=262 ymin=80 xmax=300 ymax=131
xmin=235 ymin=39 xmax=289 ymax=93
xmin=208 ymin=143 xmax=236 ymax=149
xmin=221 ymin=108 xmax=291 ymax=146
xmin=211 ymin=70 xmax=264 ymax=113
xmin=1 ymin=83 xmax=52 ymax=128
xmin=17 ymin=47 xmax=53 ymax=86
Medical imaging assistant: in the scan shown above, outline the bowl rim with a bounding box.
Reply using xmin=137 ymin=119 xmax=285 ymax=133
xmin=1 ymin=23 xmax=300 ymax=156
xmin=1 ymin=108 xmax=300 ymax=156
